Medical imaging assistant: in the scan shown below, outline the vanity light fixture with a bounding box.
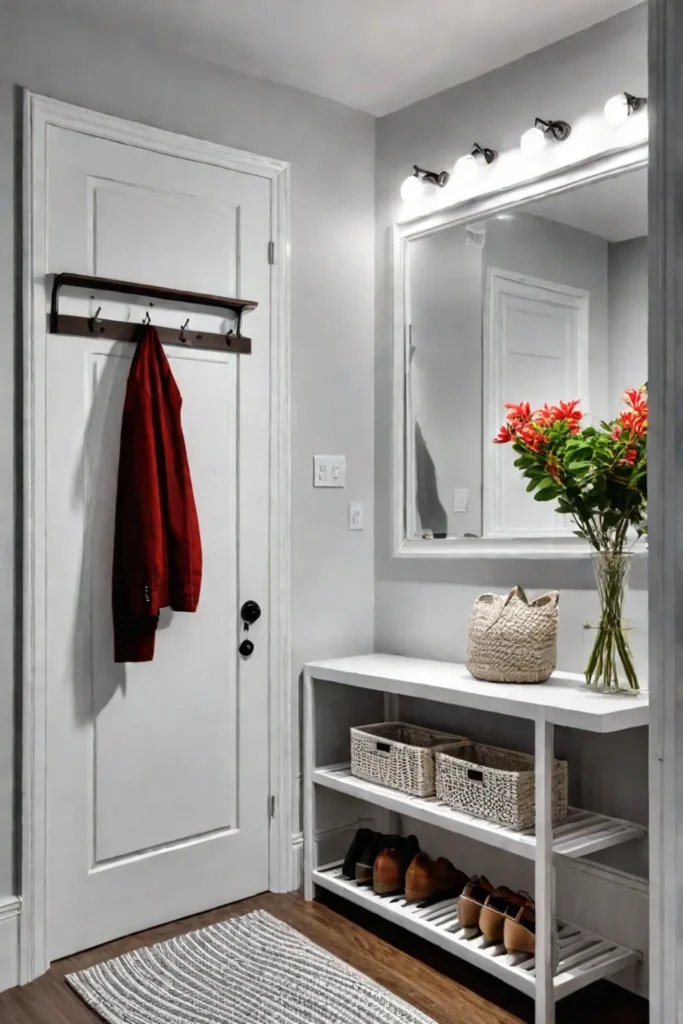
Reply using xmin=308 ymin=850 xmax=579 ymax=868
xmin=454 ymin=143 xmax=497 ymax=179
xmin=400 ymin=164 xmax=450 ymax=202
xmin=604 ymin=92 xmax=647 ymax=126
xmin=520 ymin=117 xmax=572 ymax=155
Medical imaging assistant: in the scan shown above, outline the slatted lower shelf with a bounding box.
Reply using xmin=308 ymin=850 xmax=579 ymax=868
xmin=313 ymin=863 xmax=640 ymax=1000
xmin=313 ymin=764 xmax=646 ymax=861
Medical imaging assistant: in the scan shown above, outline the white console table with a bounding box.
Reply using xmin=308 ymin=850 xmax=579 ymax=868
xmin=303 ymin=654 xmax=648 ymax=1024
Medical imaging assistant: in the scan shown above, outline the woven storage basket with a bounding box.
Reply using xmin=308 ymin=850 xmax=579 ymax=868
xmin=435 ymin=740 xmax=568 ymax=830
xmin=351 ymin=722 xmax=467 ymax=798
xmin=467 ymin=585 xmax=559 ymax=683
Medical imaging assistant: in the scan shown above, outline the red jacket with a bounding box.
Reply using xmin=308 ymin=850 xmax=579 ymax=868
xmin=112 ymin=326 xmax=202 ymax=662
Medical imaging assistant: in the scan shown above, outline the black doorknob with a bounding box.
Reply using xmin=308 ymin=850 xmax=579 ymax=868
xmin=241 ymin=600 xmax=261 ymax=627
xmin=239 ymin=639 xmax=254 ymax=657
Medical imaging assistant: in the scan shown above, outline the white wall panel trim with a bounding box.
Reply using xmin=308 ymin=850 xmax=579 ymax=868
xmin=0 ymin=897 xmax=21 ymax=994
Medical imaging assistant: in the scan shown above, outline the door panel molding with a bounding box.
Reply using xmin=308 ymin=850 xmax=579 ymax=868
xmin=483 ymin=266 xmax=590 ymax=539
xmin=21 ymin=91 xmax=292 ymax=982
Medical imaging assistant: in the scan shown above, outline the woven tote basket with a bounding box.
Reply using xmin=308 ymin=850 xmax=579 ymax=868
xmin=435 ymin=740 xmax=568 ymax=830
xmin=467 ymin=585 xmax=559 ymax=683
xmin=351 ymin=722 xmax=467 ymax=798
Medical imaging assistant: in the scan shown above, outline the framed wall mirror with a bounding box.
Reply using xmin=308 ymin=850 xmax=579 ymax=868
xmin=393 ymin=141 xmax=648 ymax=558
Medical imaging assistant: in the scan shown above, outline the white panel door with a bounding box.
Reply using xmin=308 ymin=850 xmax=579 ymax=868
xmin=485 ymin=269 xmax=589 ymax=538
xmin=44 ymin=123 xmax=273 ymax=959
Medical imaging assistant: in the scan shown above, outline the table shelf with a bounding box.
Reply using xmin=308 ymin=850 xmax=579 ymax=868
xmin=313 ymin=763 xmax=646 ymax=861
xmin=305 ymin=654 xmax=648 ymax=733
xmin=313 ymin=863 xmax=640 ymax=1001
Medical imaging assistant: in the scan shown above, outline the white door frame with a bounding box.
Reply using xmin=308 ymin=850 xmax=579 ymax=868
xmin=20 ymin=91 xmax=292 ymax=982
xmin=648 ymin=2 xmax=683 ymax=1019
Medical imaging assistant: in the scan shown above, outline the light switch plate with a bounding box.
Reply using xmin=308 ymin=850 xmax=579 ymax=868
xmin=348 ymin=501 xmax=364 ymax=530
xmin=453 ymin=488 xmax=470 ymax=512
xmin=313 ymin=455 xmax=346 ymax=488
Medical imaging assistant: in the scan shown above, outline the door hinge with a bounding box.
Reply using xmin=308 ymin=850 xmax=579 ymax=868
xmin=268 ymin=240 xmax=276 ymax=265
xmin=269 ymin=795 xmax=276 ymax=818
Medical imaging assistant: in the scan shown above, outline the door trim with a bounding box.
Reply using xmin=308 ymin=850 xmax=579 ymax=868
xmin=20 ymin=91 xmax=292 ymax=982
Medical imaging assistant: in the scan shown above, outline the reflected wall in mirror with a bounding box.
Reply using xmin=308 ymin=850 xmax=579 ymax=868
xmin=398 ymin=148 xmax=647 ymax=554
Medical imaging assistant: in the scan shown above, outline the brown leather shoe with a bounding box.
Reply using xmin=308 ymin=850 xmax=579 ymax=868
xmin=373 ymin=849 xmax=408 ymax=895
xmin=404 ymin=853 xmax=467 ymax=903
xmin=504 ymin=900 xmax=536 ymax=955
xmin=479 ymin=888 xmax=529 ymax=944
xmin=457 ymin=875 xmax=496 ymax=929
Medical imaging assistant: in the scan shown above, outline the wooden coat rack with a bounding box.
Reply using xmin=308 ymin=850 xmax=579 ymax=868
xmin=49 ymin=273 xmax=258 ymax=354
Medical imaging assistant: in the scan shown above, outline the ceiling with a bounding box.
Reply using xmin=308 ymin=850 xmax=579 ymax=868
xmin=49 ymin=0 xmax=641 ymax=115
xmin=526 ymin=167 xmax=647 ymax=242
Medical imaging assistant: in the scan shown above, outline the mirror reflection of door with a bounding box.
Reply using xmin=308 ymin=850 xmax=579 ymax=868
xmin=404 ymin=165 xmax=647 ymax=543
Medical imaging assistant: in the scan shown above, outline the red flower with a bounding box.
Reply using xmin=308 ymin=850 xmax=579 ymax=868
xmin=551 ymin=399 xmax=583 ymax=433
xmin=505 ymin=401 xmax=532 ymax=425
xmin=619 ymin=447 xmax=637 ymax=466
xmin=624 ymin=388 xmax=647 ymax=415
xmin=612 ymin=424 xmax=622 ymax=440
xmin=494 ymin=425 xmax=513 ymax=444
xmin=517 ymin=423 xmax=548 ymax=453
xmin=534 ymin=403 xmax=555 ymax=427
xmin=619 ymin=410 xmax=646 ymax=437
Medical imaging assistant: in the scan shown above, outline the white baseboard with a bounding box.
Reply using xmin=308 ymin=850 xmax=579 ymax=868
xmin=0 ymin=897 xmax=21 ymax=993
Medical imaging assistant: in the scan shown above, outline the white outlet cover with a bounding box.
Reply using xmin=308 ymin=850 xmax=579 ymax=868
xmin=313 ymin=455 xmax=346 ymax=488
xmin=348 ymin=501 xmax=364 ymax=530
xmin=453 ymin=488 xmax=470 ymax=512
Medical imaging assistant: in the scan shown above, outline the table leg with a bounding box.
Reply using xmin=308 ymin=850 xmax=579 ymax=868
xmin=303 ymin=669 xmax=316 ymax=900
xmin=535 ymin=717 xmax=555 ymax=1024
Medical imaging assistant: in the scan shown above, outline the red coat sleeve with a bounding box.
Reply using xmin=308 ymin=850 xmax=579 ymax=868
xmin=151 ymin=350 xmax=202 ymax=614
xmin=112 ymin=331 xmax=165 ymax=662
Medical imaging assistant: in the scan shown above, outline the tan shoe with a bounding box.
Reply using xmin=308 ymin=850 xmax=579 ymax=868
xmin=479 ymin=889 xmax=529 ymax=944
xmin=404 ymin=853 xmax=467 ymax=903
xmin=373 ymin=848 xmax=410 ymax=895
xmin=457 ymin=875 xmax=496 ymax=929
xmin=504 ymin=900 xmax=536 ymax=955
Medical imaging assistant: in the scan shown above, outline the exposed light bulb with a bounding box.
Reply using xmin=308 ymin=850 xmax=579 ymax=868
xmin=400 ymin=174 xmax=425 ymax=202
xmin=453 ymin=153 xmax=478 ymax=180
xmin=520 ymin=126 xmax=547 ymax=155
xmin=604 ymin=93 xmax=630 ymax=126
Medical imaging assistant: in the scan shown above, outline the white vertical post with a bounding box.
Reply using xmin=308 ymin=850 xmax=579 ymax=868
xmin=381 ymin=692 xmax=402 ymax=836
xmin=303 ymin=669 xmax=316 ymax=900
xmin=648 ymin=2 xmax=683 ymax=1020
xmin=535 ymin=716 xmax=555 ymax=1024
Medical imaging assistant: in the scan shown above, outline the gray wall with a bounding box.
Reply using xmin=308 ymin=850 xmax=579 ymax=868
xmin=375 ymin=5 xmax=648 ymax=877
xmin=608 ymin=235 xmax=648 ymax=411
xmin=0 ymin=0 xmax=376 ymax=897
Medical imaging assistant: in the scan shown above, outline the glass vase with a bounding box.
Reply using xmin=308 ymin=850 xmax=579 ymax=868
xmin=584 ymin=551 xmax=640 ymax=693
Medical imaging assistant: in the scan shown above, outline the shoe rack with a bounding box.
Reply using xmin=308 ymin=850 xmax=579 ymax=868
xmin=303 ymin=654 xmax=649 ymax=1024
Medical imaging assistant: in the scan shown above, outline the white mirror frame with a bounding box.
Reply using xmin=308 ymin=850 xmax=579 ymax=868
xmin=392 ymin=139 xmax=648 ymax=560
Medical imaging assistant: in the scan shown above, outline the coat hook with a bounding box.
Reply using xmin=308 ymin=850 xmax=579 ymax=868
xmin=88 ymin=306 xmax=102 ymax=333
xmin=179 ymin=318 xmax=190 ymax=342
xmin=143 ymin=311 xmax=151 ymax=325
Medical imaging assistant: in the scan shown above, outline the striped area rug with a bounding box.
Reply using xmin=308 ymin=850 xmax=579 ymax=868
xmin=67 ymin=909 xmax=436 ymax=1023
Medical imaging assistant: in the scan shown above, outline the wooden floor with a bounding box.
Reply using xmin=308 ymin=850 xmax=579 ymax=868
xmin=0 ymin=890 xmax=648 ymax=1024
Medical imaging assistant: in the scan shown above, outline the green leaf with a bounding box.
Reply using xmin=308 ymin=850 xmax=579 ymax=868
xmin=534 ymin=488 xmax=560 ymax=502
